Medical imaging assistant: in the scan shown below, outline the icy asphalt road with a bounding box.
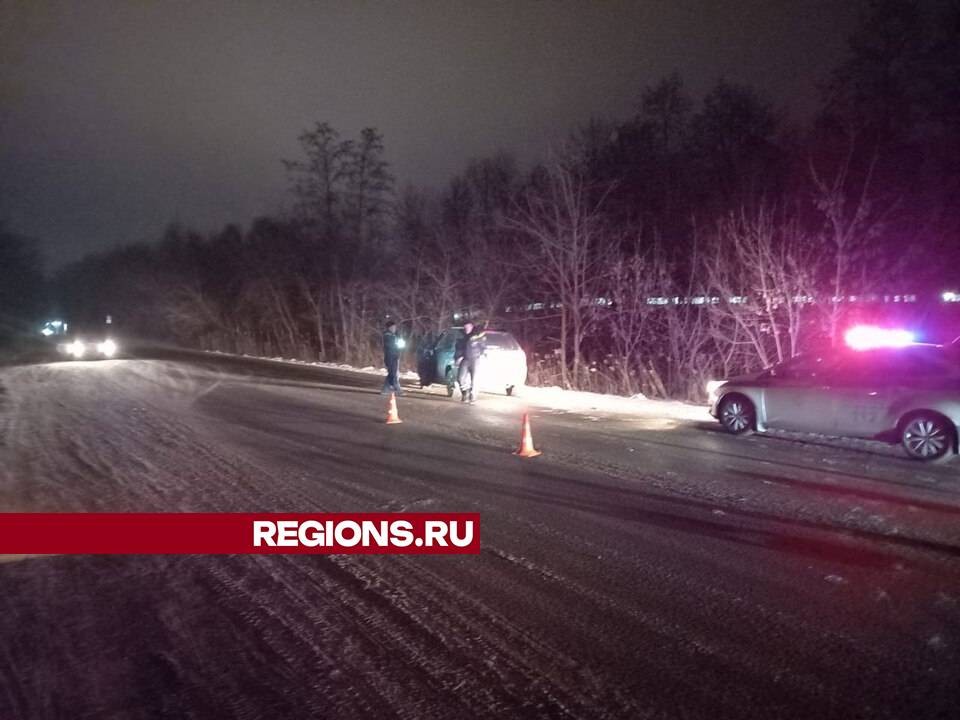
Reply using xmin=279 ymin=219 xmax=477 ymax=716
xmin=0 ymin=348 xmax=958 ymax=720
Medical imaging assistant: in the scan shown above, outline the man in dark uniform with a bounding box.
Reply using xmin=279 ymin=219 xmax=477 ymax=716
xmin=382 ymin=320 xmax=404 ymax=395
xmin=455 ymin=321 xmax=486 ymax=403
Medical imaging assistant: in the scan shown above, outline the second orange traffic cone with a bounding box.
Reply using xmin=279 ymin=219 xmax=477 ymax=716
xmin=385 ymin=392 xmax=403 ymax=424
xmin=513 ymin=412 xmax=541 ymax=457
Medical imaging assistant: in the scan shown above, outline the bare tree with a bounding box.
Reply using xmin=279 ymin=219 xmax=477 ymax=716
xmin=343 ymin=127 xmax=395 ymax=261
xmin=707 ymin=204 xmax=817 ymax=369
xmin=284 ymin=124 xmax=394 ymax=363
xmin=809 ymin=141 xmax=889 ymax=346
xmin=284 ymin=122 xmax=351 ymax=239
xmin=508 ymin=158 xmax=616 ymax=388
xmin=652 ymin=235 xmax=714 ymax=400
xmin=603 ymin=238 xmax=659 ymax=396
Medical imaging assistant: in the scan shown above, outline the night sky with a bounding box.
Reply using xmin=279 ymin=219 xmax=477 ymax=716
xmin=0 ymin=1 xmax=859 ymax=266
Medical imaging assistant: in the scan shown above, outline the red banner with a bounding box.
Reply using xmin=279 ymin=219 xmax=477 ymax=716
xmin=0 ymin=513 xmax=481 ymax=555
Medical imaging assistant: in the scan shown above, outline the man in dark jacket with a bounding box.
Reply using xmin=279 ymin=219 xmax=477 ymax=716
xmin=382 ymin=320 xmax=404 ymax=395
xmin=455 ymin=321 xmax=486 ymax=403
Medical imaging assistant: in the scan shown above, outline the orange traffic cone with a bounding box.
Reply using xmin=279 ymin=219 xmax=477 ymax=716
xmin=513 ymin=412 xmax=541 ymax=457
xmin=385 ymin=392 xmax=403 ymax=424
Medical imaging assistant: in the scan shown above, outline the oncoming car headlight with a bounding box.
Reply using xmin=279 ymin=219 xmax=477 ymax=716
xmin=97 ymin=339 xmax=117 ymax=357
xmin=68 ymin=340 xmax=86 ymax=359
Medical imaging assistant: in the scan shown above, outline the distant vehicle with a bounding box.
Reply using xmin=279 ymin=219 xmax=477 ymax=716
xmin=417 ymin=327 xmax=527 ymax=397
xmin=39 ymin=319 xmax=69 ymax=337
xmin=57 ymin=326 xmax=120 ymax=361
xmin=709 ymin=343 xmax=960 ymax=462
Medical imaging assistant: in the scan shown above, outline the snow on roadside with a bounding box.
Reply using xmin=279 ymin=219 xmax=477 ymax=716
xmin=209 ymin=350 xmax=709 ymax=421
xmin=517 ymin=384 xmax=710 ymax=421
xmin=225 ymin=351 xmax=423 ymax=380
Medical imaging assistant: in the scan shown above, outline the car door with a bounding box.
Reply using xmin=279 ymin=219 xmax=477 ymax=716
xmin=829 ymin=350 xmax=953 ymax=438
xmin=433 ymin=330 xmax=460 ymax=382
xmin=821 ymin=354 xmax=894 ymax=437
xmin=416 ymin=332 xmax=437 ymax=384
xmin=761 ymin=353 xmax=839 ymax=432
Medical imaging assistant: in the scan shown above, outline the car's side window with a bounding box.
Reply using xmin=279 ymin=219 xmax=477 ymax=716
xmin=893 ymin=352 xmax=952 ymax=385
xmin=437 ymin=331 xmax=458 ymax=352
xmin=828 ymin=353 xmax=933 ymax=388
xmin=824 ymin=359 xmax=862 ymax=386
xmin=913 ymin=354 xmax=950 ymax=377
xmin=775 ymin=354 xmax=835 ymax=381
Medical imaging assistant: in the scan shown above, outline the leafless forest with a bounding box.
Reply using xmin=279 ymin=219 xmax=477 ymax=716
xmin=6 ymin=2 xmax=960 ymax=399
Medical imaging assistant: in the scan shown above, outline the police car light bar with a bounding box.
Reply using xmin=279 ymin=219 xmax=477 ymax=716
xmin=844 ymin=325 xmax=915 ymax=351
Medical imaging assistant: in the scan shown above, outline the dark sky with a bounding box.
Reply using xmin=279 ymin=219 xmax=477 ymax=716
xmin=0 ymin=0 xmax=860 ymax=267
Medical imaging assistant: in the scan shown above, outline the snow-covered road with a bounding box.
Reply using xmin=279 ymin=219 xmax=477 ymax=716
xmin=1 ymin=348 xmax=958 ymax=719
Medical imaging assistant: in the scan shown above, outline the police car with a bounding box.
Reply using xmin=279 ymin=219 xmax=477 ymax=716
xmin=709 ymin=328 xmax=960 ymax=462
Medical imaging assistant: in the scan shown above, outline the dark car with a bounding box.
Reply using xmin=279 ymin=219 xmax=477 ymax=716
xmin=57 ymin=326 xmax=120 ymax=360
xmin=417 ymin=327 xmax=527 ymax=397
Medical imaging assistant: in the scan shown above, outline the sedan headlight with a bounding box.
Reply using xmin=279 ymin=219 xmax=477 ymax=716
xmin=98 ymin=339 xmax=117 ymax=357
xmin=68 ymin=340 xmax=86 ymax=359
xmin=706 ymin=379 xmax=726 ymax=402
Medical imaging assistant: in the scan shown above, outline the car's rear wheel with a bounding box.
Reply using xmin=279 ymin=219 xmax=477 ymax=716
xmin=718 ymin=395 xmax=755 ymax=435
xmin=900 ymin=412 xmax=955 ymax=462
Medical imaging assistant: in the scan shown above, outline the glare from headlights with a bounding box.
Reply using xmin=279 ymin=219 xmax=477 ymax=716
xmin=69 ymin=340 xmax=86 ymax=359
xmin=98 ymin=339 xmax=117 ymax=357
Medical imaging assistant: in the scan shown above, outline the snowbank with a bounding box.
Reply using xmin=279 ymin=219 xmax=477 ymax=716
xmin=517 ymin=385 xmax=709 ymax=421
xmin=210 ymin=350 xmax=708 ymax=422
